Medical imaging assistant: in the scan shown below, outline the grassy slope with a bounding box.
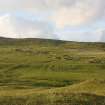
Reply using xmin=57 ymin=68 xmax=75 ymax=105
xmin=0 ymin=37 xmax=105 ymax=104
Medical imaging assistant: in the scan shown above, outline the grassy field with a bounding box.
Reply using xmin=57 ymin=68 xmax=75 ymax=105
xmin=0 ymin=37 xmax=105 ymax=105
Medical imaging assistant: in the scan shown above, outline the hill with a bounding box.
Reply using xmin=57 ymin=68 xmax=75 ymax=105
xmin=0 ymin=37 xmax=105 ymax=105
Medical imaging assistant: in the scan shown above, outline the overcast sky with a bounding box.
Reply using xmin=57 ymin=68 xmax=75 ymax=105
xmin=0 ymin=0 xmax=105 ymax=41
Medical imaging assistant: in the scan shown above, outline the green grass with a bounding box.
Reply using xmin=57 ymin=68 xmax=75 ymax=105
xmin=0 ymin=37 xmax=105 ymax=104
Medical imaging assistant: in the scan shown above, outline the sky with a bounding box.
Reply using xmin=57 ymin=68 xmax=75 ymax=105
xmin=0 ymin=0 xmax=105 ymax=42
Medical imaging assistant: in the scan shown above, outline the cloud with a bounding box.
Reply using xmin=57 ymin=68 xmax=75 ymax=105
xmin=0 ymin=14 xmax=58 ymax=39
xmin=0 ymin=0 xmax=105 ymax=42
xmin=51 ymin=0 xmax=105 ymax=28
xmin=57 ymin=28 xmax=105 ymax=42
xmin=0 ymin=13 xmax=105 ymax=42
xmin=0 ymin=0 xmax=105 ymax=27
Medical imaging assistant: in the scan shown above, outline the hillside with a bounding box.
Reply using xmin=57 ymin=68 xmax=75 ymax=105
xmin=0 ymin=37 xmax=105 ymax=105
